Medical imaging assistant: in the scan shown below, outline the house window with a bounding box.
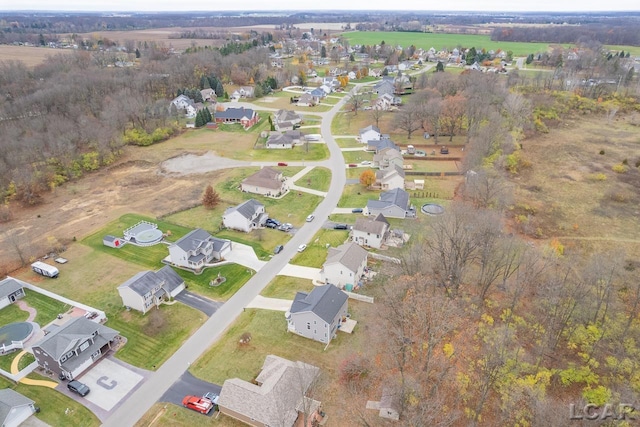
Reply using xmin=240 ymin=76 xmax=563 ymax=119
xmin=79 ymin=340 xmax=90 ymax=352
xmin=66 ymin=351 xmax=74 ymax=358
xmin=60 ymin=355 xmax=67 ymax=363
xmin=307 ymin=322 xmax=311 ymax=330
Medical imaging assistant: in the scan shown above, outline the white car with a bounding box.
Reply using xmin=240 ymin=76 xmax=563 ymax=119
xmin=306 ymin=215 xmax=315 ymax=222
xmin=360 ymin=161 xmax=372 ymax=165
xmin=298 ymin=244 xmax=307 ymax=252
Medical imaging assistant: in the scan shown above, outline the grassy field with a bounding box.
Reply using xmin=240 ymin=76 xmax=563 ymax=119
xmin=336 ymin=138 xmax=363 ymax=148
xmin=252 ymin=142 xmax=329 ymax=162
xmin=0 ymin=375 xmax=100 ymax=427
xmin=290 ymin=229 xmax=350 ymax=268
xmin=342 ymin=32 xmax=567 ymax=56
xmin=252 ymin=90 xmax=333 ymax=112
xmin=190 ymin=308 xmax=353 ymax=384
xmin=0 ymin=45 xmax=75 ymax=66
xmin=175 ymin=264 xmax=253 ymax=301
xmin=342 ymin=151 xmax=374 ymax=164
xmin=294 ymin=167 xmax=332 ymax=192
xmin=261 ymin=276 xmax=315 ymax=299
xmin=135 ymin=402 xmax=246 ymax=427
xmin=407 ymin=160 xmax=462 ymax=173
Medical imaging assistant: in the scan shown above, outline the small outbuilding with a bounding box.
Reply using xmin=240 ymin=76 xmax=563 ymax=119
xmin=103 ymin=235 xmax=124 ymax=248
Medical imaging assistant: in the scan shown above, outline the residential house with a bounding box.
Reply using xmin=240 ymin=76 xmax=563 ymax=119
xmin=214 ymin=107 xmax=259 ymax=130
xmin=218 ymin=355 xmax=320 ymax=427
xmin=0 ymin=389 xmax=37 ymax=427
xmin=168 ymin=228 xmax=232 ymax=270
xmin=373 ymin=147 xmax=403 ymax=169
xmin=309 ymin=88 xmax=326 ymax=100
xmin=373 ymin=80 xmax=395 ymax=96
xmin=117 ymin=266 xmax=186 ymax=314
xmin=375 ymin=165 xmax=405 ymax=190
xmin=320 ymin=242 xmax=368 ymax=289
xmin=265 ymin=130 xmax=304 ymax=149
xmin=367 ymin=137 xmax=399 ymax=153
xmin=200 ymin=88 xmax=217 ymax=103
xmin=351 ymin=214 xmax=390 ymax=249
xmin=0 ymin=277 xmax=25 ymax=310
xmin=230 ymin=86 xmax=254 ymax=100
xmin=169 ymin=95 xmax=197 ymax=118
xmin=31 ymin=317 xmax=119 ymax=380
xmin=296 ymin=92 xmax=316 ymax=107
xmin=273 ymin=109 xmax=303 ymax=131
xmin=222 ymin=199 xmax=268 ymax=233
xmin=240 ymin=167 xmax=288 ymax=197
xmin=358 ymin=125 xmax=381 ymax=145
xmin=373 ymin=93 xmax=393 ymax=111
xmin=364 ymin=188 xmax=414 ymax=219
xmin=286 ymin=284 xmax=349 ymax=344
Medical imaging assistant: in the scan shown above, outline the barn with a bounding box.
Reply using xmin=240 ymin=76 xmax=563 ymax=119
xmin=103 ymin=235 xmax=124 ymax=248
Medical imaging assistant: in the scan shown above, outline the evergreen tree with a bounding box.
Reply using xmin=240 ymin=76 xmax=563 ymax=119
xmin=194 ymin=90 xmax=204 ymax=103
xmin=195 ymin=110 xmax=205 ymax=127
xmin=135 ymin=48 xmax=141 ymax=58
xmin=526 ymin=54 xmax=534 ymax=65
xmin=202 ymin=185 xmax=220 ymax=209
xmin=215 ymin=81 xmax=224 ymax=98
xmin=435 ymin=61 xmax=445 ymax=72
xmin=321 ymin=45 xmax=327 ymax=58
xmin=466 ymin=47 xmax=477 ymax=65
xmin=200 ymin=76 xmax=210 ymax=89
xmin=203 ymin=107 xmax=212 ymax=123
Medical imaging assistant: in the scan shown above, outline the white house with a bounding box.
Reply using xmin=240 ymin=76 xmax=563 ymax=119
xmin=265 ymin=130 xmax=304 ymax=149
xmin=168 ymin=228 xmax=232 ymax=271
xmin=222 ymin=199 xmax=268 ymax=233
xmin=0 ymin=277 xmax=25 ymax=310
xmin=375 ymin=165 xmax=405 ymax=190
xmin=170 ymin=94 xmax=197 ymax=118
xmin=273 ymin=109 xmax=303 ymax=131
xmin=117 ymin=266 xmax=186 ymax=314
xmin=286 ymin=284 xmax=349 ymax=344
xmin=320 ymin=242 xmax=368 ymax=289
xmin=358 ymin=125 xmax=381 ymax=145
xmin=351 ymin=214 xmax=390 ymax=249
xmin=240 ymin=167 xmax=288 ymax=197
xmin=0 ymin=389 xmax=37 ymax=427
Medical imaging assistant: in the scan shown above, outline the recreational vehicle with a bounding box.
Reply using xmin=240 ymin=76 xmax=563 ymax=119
xmin=31 ymin=261 xmax=59 ymax=278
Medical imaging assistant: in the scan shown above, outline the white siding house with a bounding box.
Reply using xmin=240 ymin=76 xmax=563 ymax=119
xmin=0 ymin=278 xmax=25 ymax=310
xmin=117 ymin=266 xmax=185 ymax=314
xmin=222 ymin=199 xmax=267 ymax=233
xmin=320 ymin=242 xmax=368 ymax=289
xmin=168 ymin=228 xmax=232 ymax=271
xmin=351 ymin=214 xmax=390 ymax=249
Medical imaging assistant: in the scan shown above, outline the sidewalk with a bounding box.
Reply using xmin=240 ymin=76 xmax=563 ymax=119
xmin=289 ymin=184 xmax=327 ymax=197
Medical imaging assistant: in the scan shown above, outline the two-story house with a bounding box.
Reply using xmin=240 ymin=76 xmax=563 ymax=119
xmin=117 ymin=266 xmax=185 ymax=314
xmin=169 ymin=95 xmax=197 ymax=118
xmin=168 ymin=228 xmax=232 ymax=271
xmin=320 ymin=242 xmax=368 ymax=289
xmin=31 ymin=317 xmax=119 ymax=380
xmin=222 ymin=199 xmax=268 ymax=233
xmin=358 ymin=125 xmax=381 ymax=145
xmin=351 ymin=214 xmax=390 ymax=249
xmin=373 ymin=147 xmax=404 ymax=169
xmin=240 ymin=167 xmax=288 ymax=198
xmin=375 ymin=165 xmax=406 ymax=190
xmin=286 ymin=284 xmax=349 ymax=344
xmin=365 ymin=188 xmax=414 ymax=219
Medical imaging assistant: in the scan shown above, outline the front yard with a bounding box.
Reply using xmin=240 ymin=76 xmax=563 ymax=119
xmin=289 ymin=229 xmax=350 ymax=268
xmin=261 ymin=276 xmax=315 ymax=299
xmin=293 ymin=167 xmax=332 ymax=192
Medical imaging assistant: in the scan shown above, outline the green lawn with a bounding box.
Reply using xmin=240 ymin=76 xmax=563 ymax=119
xmin=328 ymin=213 xmax=359 ymax=224
xmin=261 ymin=276 xmax=315 ymax=299
xmin=407 ymin=160 xmax=461 ymax=173
xmin=251 ymin=143 xmax=329 ymax=162
xmin=342 ymin=31 xmax=570 ymax=56
xmin=336 ymin=138 xmax=363 ymax=148
xmin=0 ymin=303 xmax=28 ymax=325
xmin=338 ymin=184 xmax=379 ymax=208
xmin=346 ymin=167 xmax=366 ymax=180
xmin=342 ymin=151 xmax=373 ymax=164
xmin=290 ymin=229 xmax=350 ymax=268
xmin=175 ymin=263 xmax=253 ymax=301
xmin=215 ymin=229 xmax=289 ymax=259
xmin=24 ymin=289 xmax=71 ymax=326
xmin=136 ymin=403 xmax=248 ymax=427
xmin=190 ymin=309 xmax=350 ymax=385
xmin=106 ymin=303 xmax=205 ymax=370
xmin=0 ymin=376 xmax=100 ymax=427
xmin=294 ymin=167 xmax=332 ymax=192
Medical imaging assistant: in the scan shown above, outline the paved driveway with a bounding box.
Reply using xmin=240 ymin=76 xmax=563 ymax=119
xmin=160 ymin=371 xmax=221 ymax=417
xmin=174 ymin=291 xmax=223 ymax=317
xmin=246 ymin=295 xmax=292 ymax=311
xmin=278 ymin=264 xmax=322 ymax=281
xmin=224 ymin=242 xmax=267 ymax=271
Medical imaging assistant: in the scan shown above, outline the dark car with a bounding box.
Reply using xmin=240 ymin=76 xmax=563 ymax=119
xmin=352 ymin=208 xmax=364 ymax=213
xmin=266 ymin=218 xmax=281 ymax=226
xmin=274 ymin=245 xmax=284 ymax=254
xmin=266 ymin=222 xmax=277 ymax=229
xmin=440 ymin=146 xmax=449 ymax=154
xmin=67 ymin=380 xmax=90 ymax=397
xmin=277 ymin=162 xmax=288 ymax=166
xmin=334 ymin=224 xmax=349 ymax=230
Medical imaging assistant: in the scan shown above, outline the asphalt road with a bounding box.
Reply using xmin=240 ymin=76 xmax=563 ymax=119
xmin=103 ymin=85 xmax=354 ymax=427
xmin=174 ymin=290 xmax=222 ymax=317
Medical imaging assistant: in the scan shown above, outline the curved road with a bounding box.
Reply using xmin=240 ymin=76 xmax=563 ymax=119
xmin=103 ymin=86 xmax=355 ymax=427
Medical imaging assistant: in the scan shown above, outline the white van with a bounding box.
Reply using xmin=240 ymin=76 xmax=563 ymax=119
xmin=31 ymin=261 xmax=59 ymax=278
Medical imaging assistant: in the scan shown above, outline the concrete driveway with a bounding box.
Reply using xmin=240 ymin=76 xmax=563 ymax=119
xmin=174 ymin=291 xmax=223 ymax=317
xmin=278 ymin=264 xmax=322 ymax=281
xmin=224 ymin=242 xmax=267 ymax=271
xmin=159 ymin=371 xmax=221 ymax=417
xmin=246 ymin=295 xmax=292 ymax=311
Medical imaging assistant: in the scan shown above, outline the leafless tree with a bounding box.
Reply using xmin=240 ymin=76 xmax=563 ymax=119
xmin=392 ymin=104 xmax=421 ymax=139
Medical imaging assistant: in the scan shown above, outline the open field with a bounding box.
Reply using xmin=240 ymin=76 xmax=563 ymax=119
xmin=508 ymin=113 xmax=640 ymax=258
xmin=261 ymin=275 xmax=315 ymax=299
xmin=0 ymin=45 xmax=75 ymax=66
xmin=294 ymin=166 xmax=332 ymax=192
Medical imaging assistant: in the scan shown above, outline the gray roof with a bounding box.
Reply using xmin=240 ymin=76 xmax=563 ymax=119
xmin=33 ymin=316 xmax=119 ymax=361
xmin=323 ymin=242 xmax=368 ymax=275
xmin=103 ymin=235 xmax=118 ymax=242
xmin=242 ymin=167 xmax=283 ymax=190
xmin=354 ymin=213 xmax=389 ymax=235
xmin=275 ymin=109 xmax=301 ymax=124
xmin=118 ymin=266 xmax=184 ymax=296
xmin=0 ymin=277 xmax=23 ymax=299
xmin=289 ymin=284 xmax=348 ymax=324
xmin=225 ymin=199 xmax=264 ymax=220
xmin=215 ymin=107 xmax=255 ymax=120
xmin=368 ymin=188 xmax=410 ymax=212
xmin=173 ymin=228 xmax=223 ymax=253
xmin=218 ymin=355 xmax=319 ymax=427
xmin=368 ymin=137 xmax=399 ymax=152
xmin=359 ymin=125 xmax=380 ymax=135
xmin=375 ymin=164 xmax=405 ymax=180
xmin=0 ymin=389 xmax=34 ymax=424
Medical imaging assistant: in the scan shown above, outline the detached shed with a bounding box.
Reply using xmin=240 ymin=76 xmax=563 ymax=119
xmin=103 ymin=235 xmax=124 ymax=248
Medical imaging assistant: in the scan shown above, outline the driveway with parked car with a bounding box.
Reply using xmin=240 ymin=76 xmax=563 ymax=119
xmin=160 ymin=371 xmax=221 ymax=418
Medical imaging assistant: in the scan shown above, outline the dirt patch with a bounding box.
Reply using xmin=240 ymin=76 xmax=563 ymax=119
xmin=160 ymin=151 xmax=250 ymax=176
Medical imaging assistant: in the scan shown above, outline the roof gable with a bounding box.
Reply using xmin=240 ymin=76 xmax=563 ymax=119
xmin=290 ymin=284 xmax=348 ymax=324
xmin=323 ymin=242 xmax=368 ymax=275
xmin=33 ymin=317 xmax=119 ymax=360
xmin=0 ymin=277 xmax=23 ymax=299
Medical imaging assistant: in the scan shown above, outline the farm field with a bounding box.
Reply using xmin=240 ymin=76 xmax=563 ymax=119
xmin=0 ymin=45 xmax=74 ymax=66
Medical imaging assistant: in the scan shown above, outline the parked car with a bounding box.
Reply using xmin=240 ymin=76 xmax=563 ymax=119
xmin=277 ymin=162 xmax=288 ymax=166
xmin=203 ymin=392 xmax=219 ymax=405
xmin=182 ymin=395 xmax=214 ymax=414
xmin=352 ymin=208 xmax=364 ymax=213
xmin=306 ymin=214 xmax=315 ymax=222
xmin=334 ymin=224 xmax=349 ymax=230
xmin=363 ymin=106 xmax=372 ymax=110
xmin=298 ymin=244 xmax=307 ymax=252
xmin=440 ymin=146 xmax=449 ymax=154
xmin=67 ymin=380 xmax=90 ymax=397
xmin=266 ymin=222 xmax=277 ymax=229
xmin=278 ymin=223 xmax=293 ymax=231
xmin=360 ymin=160 xmax=372 ymax=165
xmin=274 ymin=245 xmax=284 ymax=254
xmin=348 ymin=163 xmax=357 ymax=168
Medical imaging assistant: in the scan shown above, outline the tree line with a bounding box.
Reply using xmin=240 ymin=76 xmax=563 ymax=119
xmin=491 ymin=24 xmax=640 ymax=47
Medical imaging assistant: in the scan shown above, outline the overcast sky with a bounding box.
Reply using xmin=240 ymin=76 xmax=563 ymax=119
xmin=2 ymin=1 xmax=639 ymax=12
